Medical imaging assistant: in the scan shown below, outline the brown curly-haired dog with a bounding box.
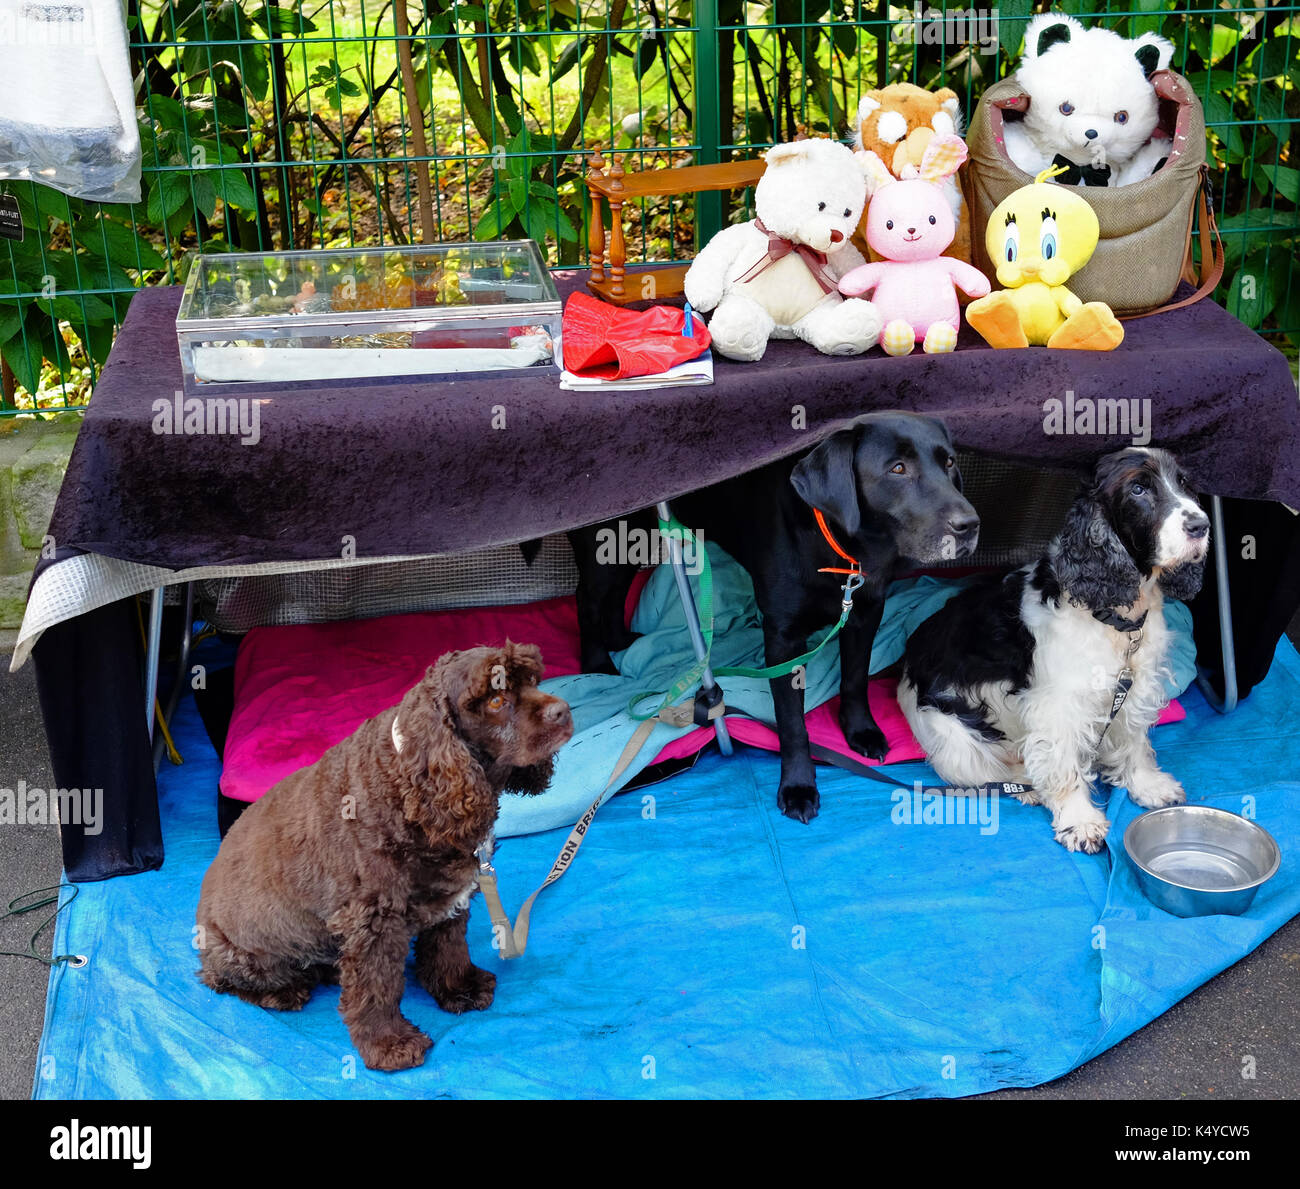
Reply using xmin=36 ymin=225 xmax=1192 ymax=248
xmin=196 ymin=642 xmax=572 ymax=1072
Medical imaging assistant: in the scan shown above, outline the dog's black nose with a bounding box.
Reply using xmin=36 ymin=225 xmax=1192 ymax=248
xmin=1185 ymin=516 xmax=1209 ymax=540
xmin=948 ymin=512 xmax=980 ymax=537
xmin=1085 ymin=128 xmax=1098 ymax=139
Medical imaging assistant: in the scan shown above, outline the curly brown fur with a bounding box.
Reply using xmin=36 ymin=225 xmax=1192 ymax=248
xmin=195 ymin=642 xmax=572 ymax=1072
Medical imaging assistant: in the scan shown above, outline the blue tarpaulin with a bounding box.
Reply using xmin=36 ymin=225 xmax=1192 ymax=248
xmin=32 ymin=632 xmax=1300 ymax=1098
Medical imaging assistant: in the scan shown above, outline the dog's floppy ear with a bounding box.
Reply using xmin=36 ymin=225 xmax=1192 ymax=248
xmin=504 ymin=639 xmax=544 ymax=682
xmin=1054 ymin=493 xmax=1142 ymax=613
xmin=395 ymin=661 xmax=493 ymax=847
xmin=790 ymin=426 xmax=862 ymax=537
xmin=496 ymin=640 xmax=558 ymax=797
xmin=1158 ymin=559 xmax=1205 ymax=603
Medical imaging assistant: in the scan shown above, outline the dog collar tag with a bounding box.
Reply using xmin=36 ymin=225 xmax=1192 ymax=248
xmin=1110 ymin=669 xmax=1134 ymax=720
xmin=391 ymin=715 xmax=405 ymax=753
xmin=0 ymin=194 xmax=23 ymax=242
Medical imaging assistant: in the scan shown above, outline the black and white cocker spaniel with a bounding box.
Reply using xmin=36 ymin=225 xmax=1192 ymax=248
xmin=899 ymin=448 xmax=1210 ymax=853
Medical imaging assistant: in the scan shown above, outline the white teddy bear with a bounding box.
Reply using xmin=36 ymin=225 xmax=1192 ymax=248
xmin=1004 ymin=12 xmax=1174 ymax=188
xmin=683 ymin=139 xmax=882 ymax=362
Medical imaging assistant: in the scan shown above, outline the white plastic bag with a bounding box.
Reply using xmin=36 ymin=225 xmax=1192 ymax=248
xmin=0 ymin=0 xmax=141 ymax=203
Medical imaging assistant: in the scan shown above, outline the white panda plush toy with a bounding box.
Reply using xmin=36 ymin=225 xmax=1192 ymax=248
xmin=1003 ymin=12 xmax=1175 ymax=188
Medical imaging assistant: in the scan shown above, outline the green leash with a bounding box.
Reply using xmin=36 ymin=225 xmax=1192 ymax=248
xmin=0 ymin=884 xmax=83 ymax=967
xmin=629 ymin=514 xmax=864 ymax=720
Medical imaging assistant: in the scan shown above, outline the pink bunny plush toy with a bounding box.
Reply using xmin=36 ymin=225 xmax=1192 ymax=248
xmin=838 ymin=135 xmax=990 ymax=356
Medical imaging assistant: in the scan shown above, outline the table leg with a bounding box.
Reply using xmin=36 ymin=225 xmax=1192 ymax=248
xmin=656 ymin=501 xmax=734 ymax=757
xmin=153 ymin=582 xmax=195 ymax=773
xmin=1196 ymin=494 xmax=1238 ymax=714
xmin=144 ymin=586 xmax=165 ymax=740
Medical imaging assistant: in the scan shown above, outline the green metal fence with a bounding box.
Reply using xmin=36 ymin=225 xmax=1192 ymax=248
xmin=1 ymin=1 xmax=1296 ymax=416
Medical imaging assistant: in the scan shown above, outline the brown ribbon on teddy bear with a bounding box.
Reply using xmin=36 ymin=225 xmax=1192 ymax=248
xmin=735 ymin=218 xmax=839 ymax=294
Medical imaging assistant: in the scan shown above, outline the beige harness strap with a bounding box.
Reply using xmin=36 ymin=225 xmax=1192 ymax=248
xmin=477 ymin=701 xmax=718 ymax=959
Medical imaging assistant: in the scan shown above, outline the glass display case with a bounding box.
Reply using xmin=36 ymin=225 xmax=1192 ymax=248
xmin=176 ymin=240 xmax=561 ymax=389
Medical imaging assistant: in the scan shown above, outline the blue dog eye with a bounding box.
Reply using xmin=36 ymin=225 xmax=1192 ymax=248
xmin=1059 ymin=101 xmax=1074 ymax=115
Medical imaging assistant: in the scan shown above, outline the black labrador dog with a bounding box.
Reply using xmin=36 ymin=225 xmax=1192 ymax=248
xmin=570 ymin=411 xmax=979 ymax=823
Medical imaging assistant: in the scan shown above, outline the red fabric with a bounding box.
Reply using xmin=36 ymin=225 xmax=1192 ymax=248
xmin=221 ymin=590 xmax=1186 ymax=805
xmin=562 ymin=291 xmax=711 ymax=380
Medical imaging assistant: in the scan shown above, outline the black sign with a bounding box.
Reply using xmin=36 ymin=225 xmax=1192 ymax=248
xmin=0 ymin=194 xmax=23 ymax=242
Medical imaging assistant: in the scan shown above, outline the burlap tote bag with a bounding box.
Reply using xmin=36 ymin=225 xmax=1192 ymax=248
xmin=966 ymin=71 xmax=1222 ymax=317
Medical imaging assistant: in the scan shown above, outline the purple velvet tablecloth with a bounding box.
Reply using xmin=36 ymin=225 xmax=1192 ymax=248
xmin=46 ymin=275 xmax=1300 ymax=570
xmin=29 ymin=272 xmax=1300 ymax=881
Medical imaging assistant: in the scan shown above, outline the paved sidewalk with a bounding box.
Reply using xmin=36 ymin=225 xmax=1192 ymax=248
xmin=0 ymin=633 xmax=61 ymax=1100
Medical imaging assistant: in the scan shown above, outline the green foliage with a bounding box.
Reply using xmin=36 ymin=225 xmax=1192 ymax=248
xmin=1189 ymin=17 xmax=1300 ymax=345
xmin=310 ymin=60 xmax=363 ymax=109
xmin=0 ymin=188 xmax=161 ymax=397
xmin=474 ymin=130 xmax=579 ymax=246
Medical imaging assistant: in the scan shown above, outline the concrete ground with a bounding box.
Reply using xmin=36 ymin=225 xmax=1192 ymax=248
xmin=0 ymin=631 xmax=62 ymax=1100
xmin=1 ymin=621 xmax=1298 ymax=1101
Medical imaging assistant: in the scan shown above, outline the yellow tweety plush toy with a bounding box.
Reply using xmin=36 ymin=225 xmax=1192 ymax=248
xmin=966 ymin=164 xmax=1123 ymax=351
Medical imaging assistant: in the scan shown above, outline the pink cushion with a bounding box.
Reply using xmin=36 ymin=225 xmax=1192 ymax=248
xmin=650 ymin=687 xmax=1186 ymax=767
xmin=221 ymin=594 xmax=1187 ymax=803
xmin=220 ymin=598 xmax=583 ymax=803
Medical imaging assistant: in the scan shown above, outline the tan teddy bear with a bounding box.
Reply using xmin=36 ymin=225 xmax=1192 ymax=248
xmin=852 ymin=83 xmax=972 ymax=265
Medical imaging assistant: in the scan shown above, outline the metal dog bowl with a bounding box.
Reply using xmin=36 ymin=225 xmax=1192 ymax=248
xmin=1124 ymin=806 xmax=1280 ymax=918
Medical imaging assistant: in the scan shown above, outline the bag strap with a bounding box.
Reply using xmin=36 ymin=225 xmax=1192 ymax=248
xmin=1119 ymin=164 xmax=1224 ymax=321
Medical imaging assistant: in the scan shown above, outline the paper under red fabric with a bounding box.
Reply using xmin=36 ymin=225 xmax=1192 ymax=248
xmin=562 ymin=290 xmax=711 ymax=379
